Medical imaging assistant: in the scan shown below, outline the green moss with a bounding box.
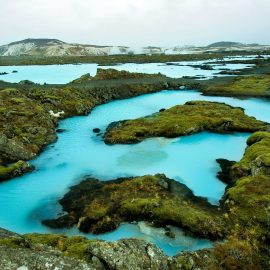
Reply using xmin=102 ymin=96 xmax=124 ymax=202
xmin=24 ymin=233 xmax=65 ymax=247
xmin=204 ymin=75 xmax=270 ymax=97
xmin=0 ymin=237 xmax=27 ymax=249
xmin=225 ymin=175 xmax=270 ymax=231
xmin=231 ymin=132 xmax=270 ymax=177
xmin=104 ymin=101 xmax=267 ymax=144
xmin=220 ymin=132 xmax=270 ymax=240
xmin=25 ymin=233 xmax=99 ymax=261
xmin=0 ymin=161 xmax=29 ymax=179
xmin=247 ymin=131 xmax=270 ymax=146
xmin=211 ymin=236 xmax=263 ymax=270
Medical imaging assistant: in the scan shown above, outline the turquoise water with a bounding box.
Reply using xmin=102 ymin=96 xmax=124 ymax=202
xmin=0 ymin=64 xmax=98 ymax=84
xmin=0 ymin=55 xmax=259 ymax=84
xmin=0 ymin=89 xmax=269 ymax=255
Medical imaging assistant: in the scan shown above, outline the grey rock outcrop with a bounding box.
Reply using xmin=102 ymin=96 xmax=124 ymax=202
xmin=86 ymin=239 xmax=170 ymax=270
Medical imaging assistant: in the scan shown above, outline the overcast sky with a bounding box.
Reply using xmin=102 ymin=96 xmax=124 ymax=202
xmin=1 ymin=0 xmax=269 ymax=47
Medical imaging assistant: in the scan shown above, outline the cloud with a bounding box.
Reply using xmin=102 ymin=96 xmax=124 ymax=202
xmin=0 ymin=0 xmax=269 ymax=46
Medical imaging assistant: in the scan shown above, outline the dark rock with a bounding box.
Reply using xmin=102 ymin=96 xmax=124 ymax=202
xmin=93 ymin=128 xmax=101 ymax=133
xmin=165 ymin=227 xmax=175 ymax=238
xmin=216 ymin=158 xmax=236 ymax=185
xmin=56 ymin=129 xmax=66 ymax=133
xmin=159 ymin=108 xmax=166 ymax=112
xmin=42 ymin=214 xmax=74 ymax=229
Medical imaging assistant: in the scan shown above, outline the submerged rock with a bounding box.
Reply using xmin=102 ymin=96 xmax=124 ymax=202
xmin=93 ymin=128 xmax=101 ymax=133
xmin=56 ymin=128 xmax=66 ymax=133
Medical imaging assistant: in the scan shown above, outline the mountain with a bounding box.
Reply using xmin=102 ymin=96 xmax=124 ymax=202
xmin=203 ymin=41 xmax=270 ymax=52
xmin=0 ymin=38 xmax=187 ymax=56
xmin=0 ymin=39 xmax=269 ymax=57
xmin=207 ymin=41 xmax=243 ymax=47
xmin=0 ymin=38 xmax=132 ymax=56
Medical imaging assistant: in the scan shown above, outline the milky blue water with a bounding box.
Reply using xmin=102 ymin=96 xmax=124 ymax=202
xmin=0 ymin=88 xmax=269 ymax=255
xmin=0 ymin=54 xmax=261 ymax=84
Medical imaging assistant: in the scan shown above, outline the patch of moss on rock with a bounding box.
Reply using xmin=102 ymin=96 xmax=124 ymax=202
xmin=231 ymin=131 xmax=270 ymax=179
xmin=24 ymin=233 xmax=100 ymax=261
xmin=0 ymin=228 xmax=172 ymax=270
xmin=0 ymin=160 xmax=34 ymax=182
xmin=172 ymin=235 xmax=267 ymax=270
xmin=104 ymin=101 xmax=267 ymax=144
xmin=0 ymin=226 xmax=269 ymax=270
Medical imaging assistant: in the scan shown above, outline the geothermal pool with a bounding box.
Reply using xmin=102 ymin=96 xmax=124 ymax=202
xmin=0 ymin=88 xmax=269 ymax=255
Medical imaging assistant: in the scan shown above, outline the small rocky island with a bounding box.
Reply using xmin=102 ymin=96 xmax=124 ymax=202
xmin=43 ymin=174 xmax=225 ymax=238
xmin=104 ymin=101 xmax=267 ymax=144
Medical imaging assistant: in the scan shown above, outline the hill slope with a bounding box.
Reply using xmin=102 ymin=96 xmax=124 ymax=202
xmin=0 ymin=39 xmax=269 ymax=56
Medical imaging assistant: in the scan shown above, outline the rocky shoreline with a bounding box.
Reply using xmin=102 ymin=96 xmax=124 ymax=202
xmin=0 ymin=226 xmax=267 ymax=270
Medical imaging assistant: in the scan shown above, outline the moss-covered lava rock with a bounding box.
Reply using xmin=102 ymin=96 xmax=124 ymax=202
xmin=71 ymin=68 xmax=166 ymax=83
xmin=104 ymin=101 xmax=267 ymax=144
xmin=203 ymin=75 xmax=270 ymax=98
xmin=43 ymin=174 xmax=225 ymax=239
xmin=219 ymin=131 xmax=270 ymax=242
xmin=231 ymin=131 xmax=270 ymax=179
